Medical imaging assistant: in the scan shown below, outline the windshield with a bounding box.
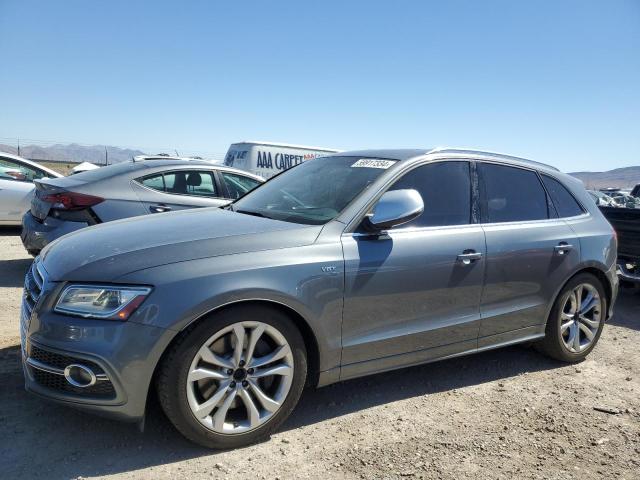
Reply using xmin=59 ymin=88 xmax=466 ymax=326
xmin=232 ymin=156 xmax=397 ymax=225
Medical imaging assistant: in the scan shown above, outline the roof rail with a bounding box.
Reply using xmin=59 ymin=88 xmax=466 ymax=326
xmin=428 ymin=147 xmax=560 ymax=172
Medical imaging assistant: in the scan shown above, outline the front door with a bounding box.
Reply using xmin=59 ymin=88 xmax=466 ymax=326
xmin=340 ymin=161 xmax=485 ymax=379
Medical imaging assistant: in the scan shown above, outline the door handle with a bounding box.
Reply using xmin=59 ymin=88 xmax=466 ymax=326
xmin=554 ymin=243 xmax=573 ymax=255
xmin=149 ymin=204 xmax=171 ymax=213
xmin=457 ymin=250 xmax=482 ymax=265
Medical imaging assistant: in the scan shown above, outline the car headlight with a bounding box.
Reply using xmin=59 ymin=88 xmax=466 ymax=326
xmin=54 ymin=285 xmax=152 ymax=320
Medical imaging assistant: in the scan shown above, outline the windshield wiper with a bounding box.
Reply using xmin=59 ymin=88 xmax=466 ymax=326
xmin=235 ymin=209 xmax=267 ymax=218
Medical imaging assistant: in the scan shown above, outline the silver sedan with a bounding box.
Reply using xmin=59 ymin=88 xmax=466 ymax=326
xmin=21 ymin=157 xmax=263 ymax=254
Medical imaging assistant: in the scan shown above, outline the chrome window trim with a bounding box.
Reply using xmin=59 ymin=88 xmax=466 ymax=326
xmin=478 ymin=214 xmax=590 ymax=228
xmin=346 ymin=215 xmax=589 ymax=238
xmin=346 ymin=222 xmax=483 ymax=238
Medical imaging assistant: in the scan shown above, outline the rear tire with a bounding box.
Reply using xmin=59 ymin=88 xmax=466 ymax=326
xmin=537 ymin=273 xmax=606 ymax=363
xmin=157 ymin=305 xmax=307 ymax=449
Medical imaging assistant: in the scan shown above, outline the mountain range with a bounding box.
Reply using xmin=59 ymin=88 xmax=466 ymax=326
xmin=1 ymin=142 xmax=639 ymax=188
xmin=568 ymin=166 xmax=640 ymax=190
xmin=0 ymin=143 xmax=146 ymax=165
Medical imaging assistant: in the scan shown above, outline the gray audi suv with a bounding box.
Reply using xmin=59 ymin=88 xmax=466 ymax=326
xmin=21 ymin=148 xmax=618 ymax=449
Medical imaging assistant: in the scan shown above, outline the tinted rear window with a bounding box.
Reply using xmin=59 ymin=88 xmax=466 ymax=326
xmin=541 ymin=175 xmax=584 ymax=218
xmin=479 ymin=163 xmax=548 ymax=223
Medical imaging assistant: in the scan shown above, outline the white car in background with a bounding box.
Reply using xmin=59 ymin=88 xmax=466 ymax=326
xmin=0 ymin=152 xmax=62 ymax=225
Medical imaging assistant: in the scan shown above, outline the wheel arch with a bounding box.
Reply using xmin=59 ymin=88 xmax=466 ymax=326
xmin=153 ymin=299 xmax=322 ymax=389
xmin=579 ymin=267 xmax=613 ymax=319
xmin=547 ymin=264 xmax=614 ymax=325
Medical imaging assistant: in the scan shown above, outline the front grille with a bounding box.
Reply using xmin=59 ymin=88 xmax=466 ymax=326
xmin=31 ymin=368 xmax=116 ymax=398
xmin=30 ymin=345 xmax=106 ymax=375
xmin=21 ymin=260 xmax=46 ymax=358
xmin=23 ymin=260 xmax=45 ymax=319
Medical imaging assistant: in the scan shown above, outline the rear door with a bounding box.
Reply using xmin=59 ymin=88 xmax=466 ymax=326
xmin=132 ymin=169 xmax=230 ymax=214
xmin=477 ymin=163 xmax=580 ymax=346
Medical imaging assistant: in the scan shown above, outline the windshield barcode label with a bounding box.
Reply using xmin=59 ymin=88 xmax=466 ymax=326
xmin=351 ymin=159 xmax=396 ymax=169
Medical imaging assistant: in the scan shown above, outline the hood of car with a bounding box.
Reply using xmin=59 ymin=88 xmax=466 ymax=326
xmin=40 ymin=207 xmax=322 ymax=281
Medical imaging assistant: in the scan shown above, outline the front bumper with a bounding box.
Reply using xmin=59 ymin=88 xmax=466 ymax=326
xmin=21 ymin=267 xmax=175 ymax=422
xmin=21 ymin=211 xmax=89 ymax=253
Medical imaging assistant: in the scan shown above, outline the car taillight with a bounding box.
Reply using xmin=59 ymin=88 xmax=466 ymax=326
xmin=41 ymin=192 xmax=104 ymax=210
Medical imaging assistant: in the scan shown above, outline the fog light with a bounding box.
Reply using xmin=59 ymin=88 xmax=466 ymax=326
xmin=64 ymin=364 xmax=97 ymax=388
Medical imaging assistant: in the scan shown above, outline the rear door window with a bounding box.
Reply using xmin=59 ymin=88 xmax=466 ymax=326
xmin=221 ymin=172 xmax=262 ymax=199
xmin=541 ymin=174 xmax=584 ymax=218
xmin=388 ymin=161 xmax=471 ymax=228
xmin=139 ymin=171 xmax=219 ymax=197
xmin=163 ymin=171 xmax=218 ymax=197
xmin=478 ymin=163 xmax=548 ymax=223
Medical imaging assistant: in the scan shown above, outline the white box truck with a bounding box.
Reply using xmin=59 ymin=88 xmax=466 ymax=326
xmin=223 ymin=141 xmax=339 ymax=179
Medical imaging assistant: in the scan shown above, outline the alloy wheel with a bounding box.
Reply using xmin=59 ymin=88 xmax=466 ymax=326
xmin=560 ymin=283 xmax=602 ymax=353
xmin=186 ymin=321 xmax=294 ymax=434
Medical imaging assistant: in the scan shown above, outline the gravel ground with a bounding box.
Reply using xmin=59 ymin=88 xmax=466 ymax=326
xmin=0 ymin=226 xmax=638 ymax=479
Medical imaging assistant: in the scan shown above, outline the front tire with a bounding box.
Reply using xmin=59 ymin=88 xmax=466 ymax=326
xmin=157 ymin=305 xmax=307 ymax=449
xmin=537 ymin=273 xmax=606 ymax=363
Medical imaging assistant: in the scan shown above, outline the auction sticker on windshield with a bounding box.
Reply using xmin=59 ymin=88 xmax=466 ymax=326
xmin=351 ymin=159 xmax=397 ymax=169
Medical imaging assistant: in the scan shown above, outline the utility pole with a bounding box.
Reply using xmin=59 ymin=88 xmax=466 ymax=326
xmin=17 ymin=138 xmax=20 ymax=156
xmin=105 ymin=146 xmax=109 ymax=166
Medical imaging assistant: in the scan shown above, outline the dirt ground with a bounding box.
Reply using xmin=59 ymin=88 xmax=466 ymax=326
xmin=0 ymin=226 xmax=638 ymax=480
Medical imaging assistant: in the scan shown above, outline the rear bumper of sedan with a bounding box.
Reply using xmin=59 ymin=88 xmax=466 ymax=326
xmin=21 ymin=211 xmax=89 ymax=253
xmin=21 ymin=301 xmax=175 ymax=423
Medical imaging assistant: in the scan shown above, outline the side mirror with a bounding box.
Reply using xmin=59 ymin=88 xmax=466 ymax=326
xmin=365 ymin=189 xmax=424 ymax=231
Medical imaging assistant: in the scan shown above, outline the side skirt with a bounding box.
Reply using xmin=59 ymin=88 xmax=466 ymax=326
xmin=330 ymin=324 xmax=546 ymax=386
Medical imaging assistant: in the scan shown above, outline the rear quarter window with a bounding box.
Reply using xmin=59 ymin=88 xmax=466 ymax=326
xmin=541 ymin=175 xmax=584 ymax=218
xmin=140 ymin=174 xmax=165 ymax=191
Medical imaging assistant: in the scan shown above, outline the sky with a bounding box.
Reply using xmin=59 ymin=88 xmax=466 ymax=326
xmin=0 ymin=0 xmax=638 ymax=172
